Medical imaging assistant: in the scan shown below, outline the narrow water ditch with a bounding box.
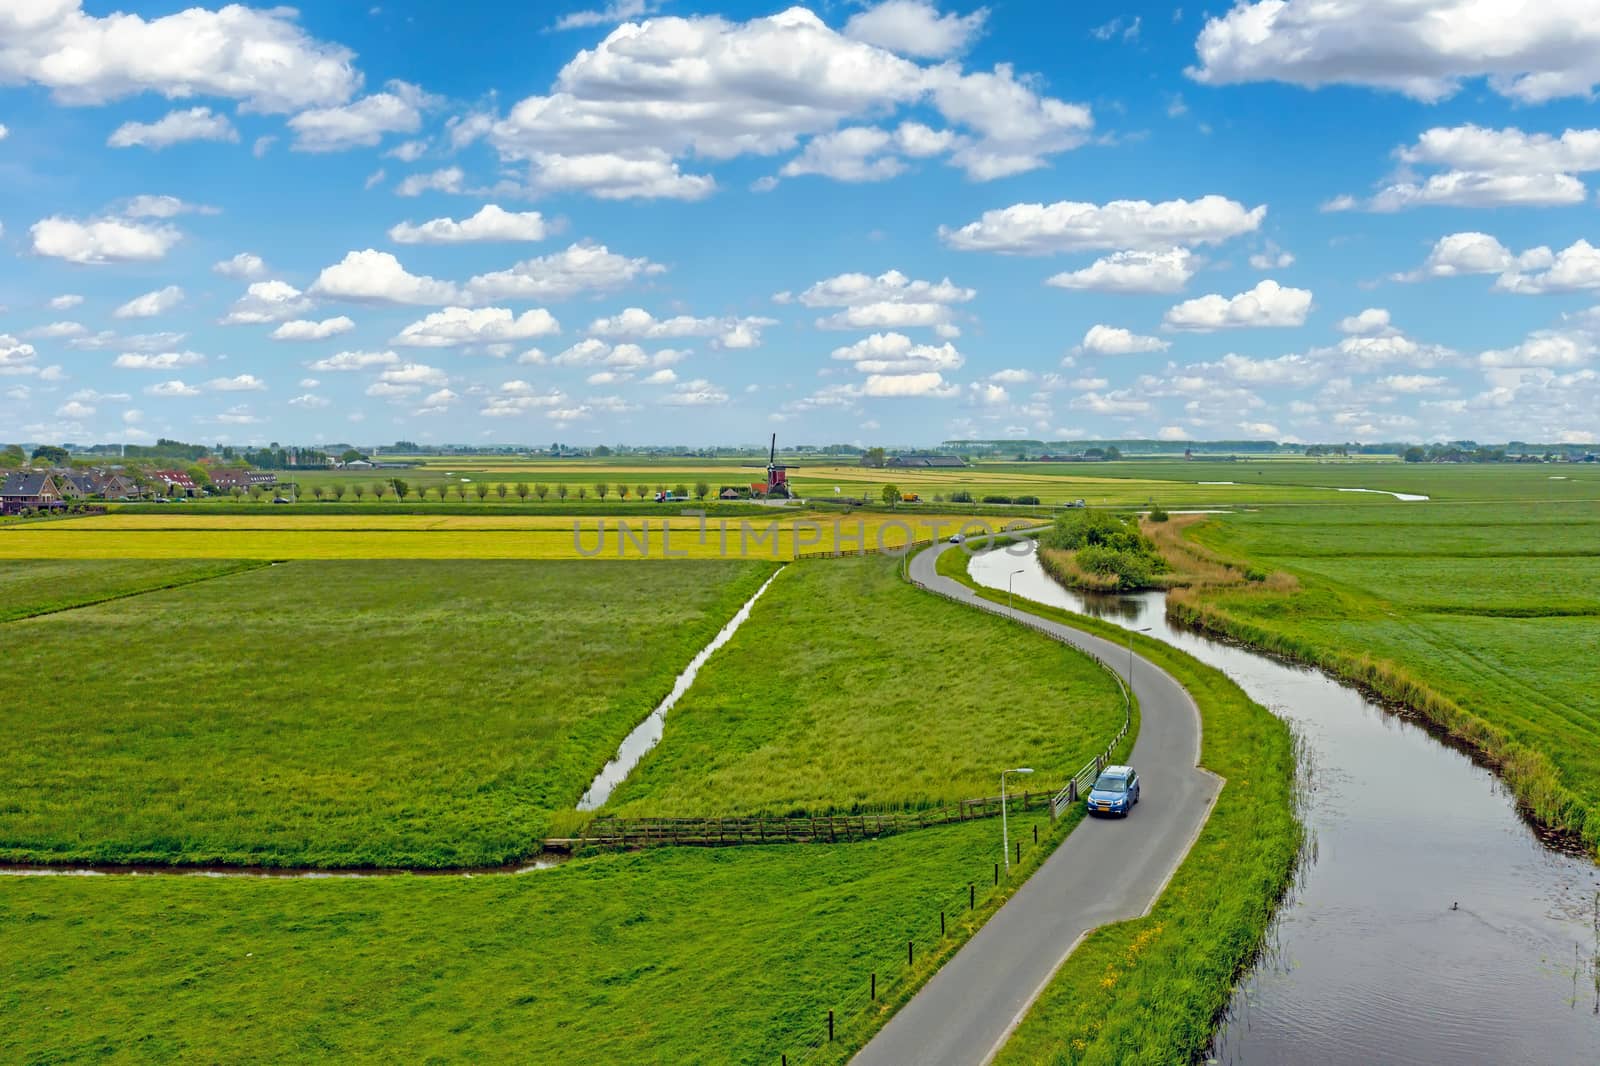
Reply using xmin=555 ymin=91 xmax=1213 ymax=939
xmin=969 ymin=544 xmax=1599 ymax=1065
xmin=1 ymin=568 xmax=786 ymax=880
xmin=576 ymin=565 xmax=784 ymax=811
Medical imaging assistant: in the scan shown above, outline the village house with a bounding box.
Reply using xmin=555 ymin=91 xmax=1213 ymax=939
xmin=0 ymin=471 xmax=67 ymax=514
xmin=149 ymin=470 xmax=201 ymax=497
xmin=60 ymin=471 xmax=106 ymax=498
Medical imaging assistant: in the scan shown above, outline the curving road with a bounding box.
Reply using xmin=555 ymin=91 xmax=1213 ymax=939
xmin=853 ymin=541 xmax=1222 ymax=1066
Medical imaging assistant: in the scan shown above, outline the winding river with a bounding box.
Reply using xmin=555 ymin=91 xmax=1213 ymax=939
xmin=969 ymin=545 xmax=1599 ymax=1065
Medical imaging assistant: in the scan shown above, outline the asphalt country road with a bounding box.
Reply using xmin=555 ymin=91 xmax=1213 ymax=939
xmin=853 ymin=541 xmax=1222 ymax=1066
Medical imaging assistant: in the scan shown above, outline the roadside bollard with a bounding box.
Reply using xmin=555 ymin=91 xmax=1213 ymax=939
xmin=969 ymin=883 xmax=975 ymax=910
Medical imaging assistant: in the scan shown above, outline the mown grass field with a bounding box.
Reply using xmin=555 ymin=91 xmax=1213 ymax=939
xmin=0 ymin=512 xmax=997 ymax=559
xmin=935 ymin=545 xmax=1302 ymax=1065
xmin=0 ymin=814 xmax=1062 ymax=1065
xmin=0 ymin=560 xmax=774 ymax=867
xmin=604 ymin=554 xmax=1126 ymax=817
xmin=1180 ymin=500 xmax=1600 ymax=852
xmin=0 ymin=559 xmax=267 ymax=622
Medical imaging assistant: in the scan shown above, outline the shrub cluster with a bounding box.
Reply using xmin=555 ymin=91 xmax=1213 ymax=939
xmin=1041 ymin=509 xmax=1170 ymax=589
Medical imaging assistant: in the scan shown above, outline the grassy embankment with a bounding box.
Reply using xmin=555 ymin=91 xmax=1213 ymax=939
xmin=1174 ymin=501 xmax=1600 ymax=854
xmin=936 ymin=543 xmax=1303 ymax=1064
xmin=601 ymin=553 xmax=1125 ymax=818
xmin=0 ymin=559 xmax=775 ymax=867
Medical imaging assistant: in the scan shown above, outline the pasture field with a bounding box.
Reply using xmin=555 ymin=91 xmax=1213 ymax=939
xmin=996 ymin=459 xmax=1600 ymax=503
xmin=0 ymin=559 xmax=267 ymax=622
xmin=604 ymin=554 xmax=1126 ymax=817
xmin=0 ymin=814 xmax=1062 ymax=1065
xmin=0 ymin=560 xmax=774 ymax=867
xmin=934 ymin=546 xmax=1302 ymax=1065
xmin=269 ymin=456 xmax=1599 ymax=508
xmin=1180 ymin=500 xmax=1600 ymax=851
xmin=0 ymin=512 xmax=1004 ymax=560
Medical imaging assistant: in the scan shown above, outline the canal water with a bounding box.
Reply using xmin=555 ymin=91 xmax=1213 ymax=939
xmin=969 ymin=544 xmax=1600 ymax=1065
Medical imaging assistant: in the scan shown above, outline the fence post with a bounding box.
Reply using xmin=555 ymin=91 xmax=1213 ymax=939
xmin=1033 ymin=824 xmax=1038 ymax=845
xmin=828 ymin=1010 xmax=834 ymax=1042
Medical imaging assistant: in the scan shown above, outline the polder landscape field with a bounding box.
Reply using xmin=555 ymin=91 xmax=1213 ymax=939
xmin=3 ymin=457 xmax=1598 ymax=1063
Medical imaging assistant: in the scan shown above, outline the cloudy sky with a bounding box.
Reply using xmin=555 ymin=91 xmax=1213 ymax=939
xmin=3 ymin=0 xmax=1600 ymax=447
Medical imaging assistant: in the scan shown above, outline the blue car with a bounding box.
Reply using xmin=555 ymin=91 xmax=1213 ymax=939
xmin=1086 ymin=765 xmax=1140 ymax=817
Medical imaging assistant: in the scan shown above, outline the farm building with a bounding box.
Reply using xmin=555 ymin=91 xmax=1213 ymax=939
xmin=886 ymin=454 xmax=966 ymax=468
xmin=208 ymin=469 xmax=278 ymax=492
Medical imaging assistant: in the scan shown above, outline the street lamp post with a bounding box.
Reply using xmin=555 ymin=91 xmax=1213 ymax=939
xmin=1008 ymin=569 xmax=1025 ymax=617
xmin=1001 ymin=767 xmax=1034 ymax=872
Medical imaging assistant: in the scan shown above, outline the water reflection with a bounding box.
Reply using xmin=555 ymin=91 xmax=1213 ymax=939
xmin=968 ymin=544 xmax=1600 ymax=1065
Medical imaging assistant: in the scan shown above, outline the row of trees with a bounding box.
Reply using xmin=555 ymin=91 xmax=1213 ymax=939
xmin=232 ymin=480 xmax=719 ymax=503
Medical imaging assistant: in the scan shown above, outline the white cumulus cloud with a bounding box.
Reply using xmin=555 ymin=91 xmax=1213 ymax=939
xmin=941 ymin=196 xmax=1264 ymax=254
xmin=107 ymin=107 xmax=237 ymax=149
xmin=113 ymin=285 xmax=183 ymax=319
xmin=310 ymin=250 xmax=462 ymax=305
xmin=1045 ymin=247 xmax=1195 ymax=293
xmin=221 ymin=280 xmax=312 ymax=324
xmin=388 ymin=205 xmax=549 ymax=244
xmin=392 ymin=307 xmax=562 ymax=348
xmin=1163 ymin=280 xmax=1313 ymax=332
xmin=271 ymin=317 xmax=355 ymax=342
xmin=1078 ymin=325 xmax=1170 ymax=355
xmin=1189 ymin=0 xmax=1600 ymax=105
xmin=30 ymin=216 xmax=180 ymax=264
xmin=466 ymin=243 xmax=664 ymax=302
xmin=843 ymin=1 xmax=988 ymax=59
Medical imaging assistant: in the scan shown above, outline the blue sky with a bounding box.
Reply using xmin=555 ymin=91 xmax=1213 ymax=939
xmin=3 ymin=0 xmax=1599 ymax=448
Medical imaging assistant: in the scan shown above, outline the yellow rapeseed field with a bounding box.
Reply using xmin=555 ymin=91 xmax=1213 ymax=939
xmin=0 ymin=513 xmax=1014 ymax=560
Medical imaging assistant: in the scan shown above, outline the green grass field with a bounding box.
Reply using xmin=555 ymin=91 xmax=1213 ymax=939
xmin=1180 ymin=500 xmax=1600 ymax=852
xmin=250 ymin=455 xmax=1600 ymax=508
xmin=604 ymin=555 xmax=1126 ymax=817
xmin=0 ymin=559 xmax=268 ymax=622
xmin=0 ymin=559 xmax=774 ymax=867
xmin=0 ymin=814 xmax=1060 ymax=1065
